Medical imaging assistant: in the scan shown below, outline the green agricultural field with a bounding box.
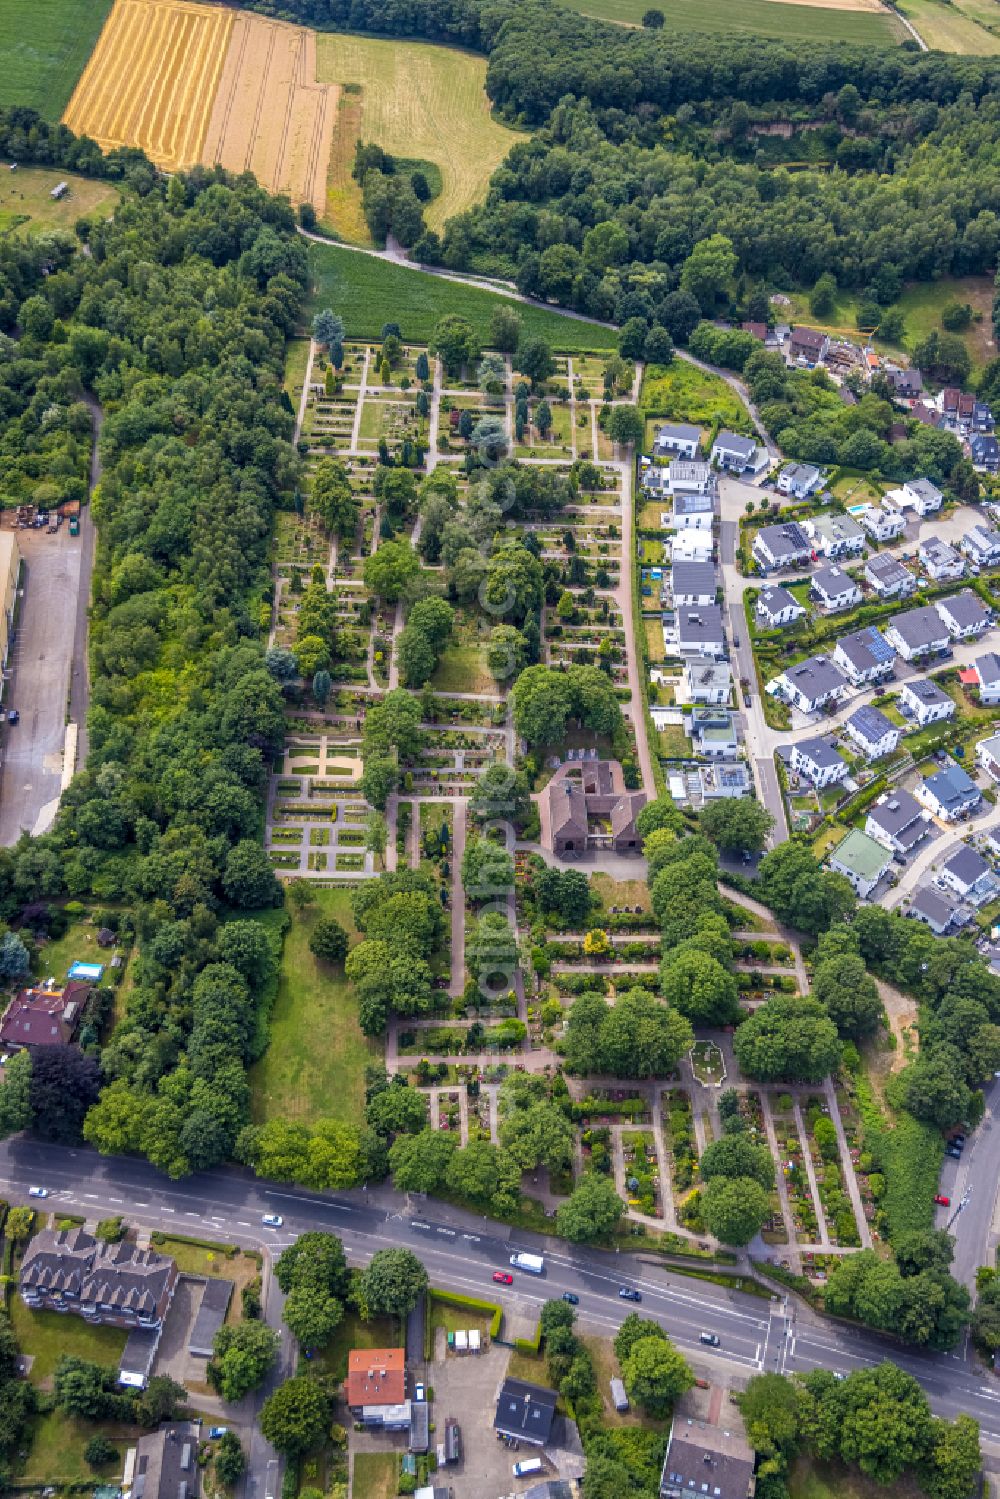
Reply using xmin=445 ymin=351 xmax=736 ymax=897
xmin=0 ymin=166 xmax=118 ymax=238
xmin=307 ymin=242 xmax=618 ymax=350
xmin=0 ymin=0 xmax=114 ymax=115
xmin=559 ymin=0 xmax=904 ymax=43
xmin=895 ymin=0 xmax=1000 ymax=49
xmin=316 ymin=34 xmax=526 ymax=242
xmin=641 ymin=359 xmax=751 ymax=433
xmin=249 ymin=885 xmax=380 ymax=1128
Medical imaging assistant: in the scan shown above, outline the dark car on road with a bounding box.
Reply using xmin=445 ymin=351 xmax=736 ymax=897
xmin=618 ymin=1287 xmax=641 ymax=1301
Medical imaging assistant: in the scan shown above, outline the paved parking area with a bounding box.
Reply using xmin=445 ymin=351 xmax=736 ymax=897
xmin=425 ymin=1344 xmax=536 ymax=1499
xmin=0 ymin=527 xmax=86 ymax=844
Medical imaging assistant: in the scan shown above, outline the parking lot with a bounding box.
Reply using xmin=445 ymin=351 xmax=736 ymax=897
xmin=0 ymin=525 xmax=87 ymax=844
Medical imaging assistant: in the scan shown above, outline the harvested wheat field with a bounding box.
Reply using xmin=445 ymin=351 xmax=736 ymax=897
xmin=202 ymin=12 xmax=338 ymax=212
xmin=316 ymin=34 xmax=526 ymax=241
xmin=62 ymin=0 xmax=232 ymax=169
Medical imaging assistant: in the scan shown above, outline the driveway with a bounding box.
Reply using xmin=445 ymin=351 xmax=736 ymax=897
xmin=0 ymin=527 xmax=87 ymax=844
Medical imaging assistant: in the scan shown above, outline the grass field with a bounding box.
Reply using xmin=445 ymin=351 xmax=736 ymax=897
xmin=789 ymin=1457 xmax=924 ymax=1499
xmin=0 ymin=165 xmax=118 ymax=238
xmin=316 ymin=34 xmax=525 ymax=241
xmin=352 ymin=1453 xmax=399 ymax=1499
xmin=11 ymin=1297 xmax=127 ymax=1384
xmin=0 ymin=0 xmax=114 ymax=116
xmin=307 ymin=241 xmax=618 ymax=350
xmin=895 ymin=0 xmax=1000 ymax=48
xmin=559 ymin=0 xmax=904 ymax=42
xmin=249 ymin=884 xmax=379 ymax=1128
xmin=641 ymin=359 xmax=751 ymax=432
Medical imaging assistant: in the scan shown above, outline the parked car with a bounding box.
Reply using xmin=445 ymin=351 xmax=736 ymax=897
xmin=618 ymin=1287 xmax=641 ymax=1301
xmin=414 ymin=1382 xmax=426 ymax=1402
xmin=945 ymin=1145 xmax=962 ymax=1160
xmin=493 ymin=1271 xmax=513 ymax=1285
xmin=934 ymin=1195 xmax=950 ymax=1207
xmin=699 ymin=1332 xmax=720 ymax=1347
xmin=208 ymin=1427 xmax=228 ymax=1440
xmin=261 ymin=1213 xmax=283 ymax=1227
xmin=27 ymin=1186 xmax=47 ymax=1198
xmin=562 ymin=1292 xmax=579 ymax=1305
xmin=7 ymin=711 xmax=17 ymax=726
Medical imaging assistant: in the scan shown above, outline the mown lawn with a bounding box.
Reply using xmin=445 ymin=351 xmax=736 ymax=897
xmin=0 ymin=166 xmax=118 ymax=238
xmin=352 ymin=1453 xmax=399 ymax=1499
xmin=307 ymin=243 xmax=617 ymax=350
xmin=22 ymin=1411 xmax=138 ymax=1484
xmin=431 ymin=643 xmax=494 ymax=694
xmin=249 ymin=886 xmax=380 ymax=1128
xmin=560 ymin=0 xmax=903 ymax=43
xmin=11 ymin=1297 xmax=126 ymax=1384
xmin=0 ymin=0 xmax=114 ymax=115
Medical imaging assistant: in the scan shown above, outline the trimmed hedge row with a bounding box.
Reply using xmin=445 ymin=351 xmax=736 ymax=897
xmin=429 ymin=1288 xmax=503 ymax=1338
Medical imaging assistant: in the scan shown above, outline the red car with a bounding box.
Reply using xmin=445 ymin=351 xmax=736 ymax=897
xmin=934 ymin=1194 xmax=950 ymax=1207
xmin=492 ymin=1271 xmax=513 ymax=1285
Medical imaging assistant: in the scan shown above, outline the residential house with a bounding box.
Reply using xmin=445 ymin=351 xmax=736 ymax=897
xmin=886 ymin=367 xmax=923 ymax=400
xmin=865 ymin=552 xmax=917 ymax=600
xmin=659 ymin=1415 xmax=756 ymax=1499
xmin=866 ymin=790 xmax=932 ymax=857
xmin=911 ymin=401 xmax=941 ymax=427
xmin=0 ymin=979 xmax=89 ymax=1051
xmin=538 ymin=761 xmax=646 ymax=859
xmin=789 ymin=326 xmax=829 ymax=364
xmin=844 ymin=705 xmax=900 ymax=760
xmin=832 ymin=627 xmax=896 ymax=686
xmin=653 ymin=423 xmax=701 ymax=462
xmin=908 ymin=885 xmax=963 ymax=935
xmin=937 ymin=843 xmax=997 ymax=906
xmin=711 ymin=431 xmax=758 ymax=473
xmin=20 ymin=1228 xmax=177 ymax=1330
xmin=669 ymin=460 xmax=715 ymax=496
xmin=122 ymin=1423 xmax=200 ymax=1499
xmin=934 ymin=588 xmax=990 ymax=639
xmin=973 ymin=651 xmax=1000 ymax=705
xmin=859 ymin=506 xmax=906 ymax=543
xmin=828 ymin=827 xmax=893 ymax=899
xmin=916 ymin=762 xmax=981 ymax=822
xmin=756 ymin=584 xmax=805 ymax=629
xmin=974 ymin=401 xmax=995 ymax=433
xmin=777 ymin=463 xmax=822 ymax=499
xmin=971 ymin=434 xmax=1000 ymax=472
xmin=885 ymin=604 xmax=951 ymax=661
xmin=671 ymin=528 xmax=714 ymax=563
xmin=977 ymin=731 xmax=1000 ymax=782
xmin=752 ymin=521 xmax=813 ymax=572
xmin=677 ymin=604 xmax=726 ymax=658
xmin=683 ymin=661 xmax=731 ymax=705
xmin=689 ymin=707 xmax=739 ymax=759
xmin=805 ymin=513 xmax=865 ymax=560
xmin=961 ymin=524 xmax=1000 ymax=567
xmin=884 ymin=478 xmax=944 ymax=515
xmin=671 ymin=560 xmax=716 ymax=607
xmin=771 ymin=655 xmax=847 ymax=714
xmin=918 ymin=536 xmax=965 ymax=583
xmin=347 ymin=1348 xmax=411 ymax=1428
xmin=898 ymin=677 xmax=955 ymax=726
xmin=790 ymin=735 xmax=849 ymax=788
xmin=941 ymin=388 xmax=961 ymax=425
xmin=699 ymin=763 xmax=751 ymax=798
xmin=494 ymin=1378 xmax=557 ymax=1447
xmin=959 ymin=391 xmax=976 ymax=429
xmin=741 ymin=321 xmax=768 ymax=342
xmin=668 ymin=492 xmax=715 ymax=531
xmin=811 ymin=564 xmax=862 ymax=613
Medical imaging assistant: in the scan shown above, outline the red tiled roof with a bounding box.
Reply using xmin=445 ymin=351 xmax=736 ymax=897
xmin=346 ymin=1348 xmax=406 ymax=1407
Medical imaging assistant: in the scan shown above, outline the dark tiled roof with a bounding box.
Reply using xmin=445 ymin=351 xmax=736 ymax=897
xmin=494 ymin=1378 xmax=557 ymax=1444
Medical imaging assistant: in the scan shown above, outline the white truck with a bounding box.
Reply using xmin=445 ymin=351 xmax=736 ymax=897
xmin=509 ymin=1251 xmax=545 ymax=1275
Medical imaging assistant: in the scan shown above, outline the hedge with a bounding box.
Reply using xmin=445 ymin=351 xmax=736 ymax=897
xmin=150 ymin=1231 xmax=238 ymax=1256
xmin=514 ymin=1320 xmax=543 ymax=1354
xmin=429 ymin=1289 xmax=503 ymax=1339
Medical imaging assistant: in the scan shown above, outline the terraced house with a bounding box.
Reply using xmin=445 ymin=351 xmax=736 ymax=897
xmin=20 ymin=1227 xmax=177 ymax=1330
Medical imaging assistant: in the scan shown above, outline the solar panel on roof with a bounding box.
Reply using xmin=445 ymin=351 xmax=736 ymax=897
xmin=861 ymin=628 xmax=895 ymax=664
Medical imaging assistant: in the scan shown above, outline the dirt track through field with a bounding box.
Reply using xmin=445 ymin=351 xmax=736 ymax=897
xmin=63 ymin=0 xmax=232 ymax=170
xmin=202 ymin=12 xmax=338 ymax=211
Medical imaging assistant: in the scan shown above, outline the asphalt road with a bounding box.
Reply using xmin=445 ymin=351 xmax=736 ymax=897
xmin=947 ymin=1076 xmax=1000 ymax=1290
xmin=4 ymin=1140 xmax=1000 ymax=1467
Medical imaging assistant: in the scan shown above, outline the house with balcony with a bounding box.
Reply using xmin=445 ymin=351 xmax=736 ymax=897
xmin=977 ymin=731 xmax=1000 ymax=782
xmin=884 ymin=478 xmax=943 ymax=516
xmin=865 ymin=553 xmax=916 ymax=600
xmin=934 ymin=588 xmax=990 ymax=640
xmin=668 ymin=492 xmax=715 ymax=531
xmin=652 ymin=423 xmax=701 ymax=462
xmin=832 ymin=627 xmax=895 ymax=686
xmin=885 ymin=605 xmax=951 ymax=661
xmin=711 ymin=431 xmax=758 ymax=473
xmin=789 ymin=735 xmax=848 ymax=788
xmin=859 ymin=506 xmax=906 ymax=544
xmin=811 ymin=565 xmax=862 ymax=614
xmin=683 ymin=661 xmax=732 ymax=706
xmin=756 ymin=584 xmax=805 ymax=629
xmin=804 ymin=513 xmax=865 ymax=560
xmin=669 ymin=460 xmax=715 ymax=496
xmin=972 ymin=652 xmax=1000 ymax=705
xmin=937 ymin=843 xmax=997 ymax=906
xmin=677 ymin=604 xmax=726 ymax=658
xmin=844 ymin=705 xmax=900 ymax=760
xmin=898 ymin=677 xmax=955 ymax=726
xmin=671 ymin=560 xmax=716 ymax=607
xmin=972 ymin=434 xmax=1000 ymax=472
xmin=961 ymin=524 xmax=1000 ymax=567
xmin=789 ymin=326 xmax=829 ymax=364
xmin=689 ymin=708 xmax=739 ymax=759
xmin=865 ymin=789 xmax=932 ymax=856
xmin=907 ymin=885 xmax=964 ymax=935
xmin=20 ymin=1228 xmax=177 ymax=1331
xmin=770 ymin=655 xmax=847 ymax=714
xmin=918 ymin=536 xmax=965 ymax=583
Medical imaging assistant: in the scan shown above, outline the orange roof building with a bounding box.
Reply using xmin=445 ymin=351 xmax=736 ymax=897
xmin=346 ymin=1348 xmax=406 ymax=1410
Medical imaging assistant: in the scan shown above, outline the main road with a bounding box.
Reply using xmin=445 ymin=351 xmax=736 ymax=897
xmin=3 ymin=1139 xmax=1000 ymax=1460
